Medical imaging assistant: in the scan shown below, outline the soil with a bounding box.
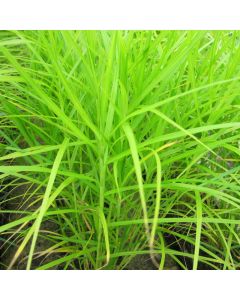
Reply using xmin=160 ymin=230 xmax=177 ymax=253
xmin=0 ymin=181 xmax=61 ymax=270
xmin=125 ymin=254 xmax=179 ymax=270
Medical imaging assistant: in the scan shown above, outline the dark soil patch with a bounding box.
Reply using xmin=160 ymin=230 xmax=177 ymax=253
xmin=0 ymin=181 xmax=62 ymax=270
xmin=125 ymin=254 xmax=179 ymax=270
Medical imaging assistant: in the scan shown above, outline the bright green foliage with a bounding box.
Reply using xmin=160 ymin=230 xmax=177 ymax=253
xmin=0 ymin=31 xmax=240 ymax=270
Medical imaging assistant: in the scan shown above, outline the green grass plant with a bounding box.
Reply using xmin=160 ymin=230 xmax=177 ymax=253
xmin=0 ymin=31 xmax=240 ymax=270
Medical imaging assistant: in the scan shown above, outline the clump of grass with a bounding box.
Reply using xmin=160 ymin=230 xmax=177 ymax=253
xmin=0 ymin=31 xmax=240 ymax=270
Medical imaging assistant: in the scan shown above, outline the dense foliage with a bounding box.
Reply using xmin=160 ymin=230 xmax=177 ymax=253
xmin=0 ymin=31 xmax=240 ymax=269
